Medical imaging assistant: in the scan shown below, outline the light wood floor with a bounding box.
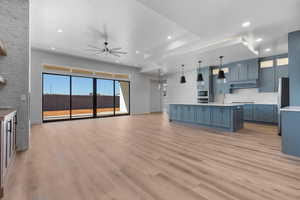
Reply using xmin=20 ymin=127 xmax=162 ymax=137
xmin=4 ymin=114 xmax=300 ymax=200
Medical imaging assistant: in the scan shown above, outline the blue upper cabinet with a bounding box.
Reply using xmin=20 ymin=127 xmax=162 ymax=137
xmin=228 ymin=58 xmax=259 ymax=82
xmin=259 ymin=67 xmax=276 ymax=92
xmin=259 ymin=54 xmax=289 ymax=92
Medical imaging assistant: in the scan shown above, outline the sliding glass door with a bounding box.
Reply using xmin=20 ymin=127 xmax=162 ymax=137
xmin=96 ymin=79 xmax=114 ymax=117
xmin=115 ymin=81 xmax=130 ymax=115
xmin=71 ymin=76 xmax=94 ymax=119
xmin=42 ymin=73 xmax=130 ymax=122
xmin=43 ymin=74 xmax=71 ymax=121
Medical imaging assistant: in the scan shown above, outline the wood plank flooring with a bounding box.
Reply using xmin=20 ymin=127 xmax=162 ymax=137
xmin=4 ymin=113 xmax=300 ymax=200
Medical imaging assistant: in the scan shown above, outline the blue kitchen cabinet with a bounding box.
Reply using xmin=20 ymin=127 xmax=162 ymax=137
xmin=243 ymin=104 xmax=253 ymax=121
xmin=274 ymin=65 xmax=288 ymax=92
xmin=195 ymin=106 xmax=211 ymax=125
xmin=281 ymin=109 xmax=300 ymax=158
xmin=259 ymin=68 xmax=276 ymax=92
xmin=228 ymin=63 xmax=239 ymax=82
xmin=259 ymin=66 xmax=288 ymax=92
xmin=244 ymin=104 xmax=277 ymax=124
xmin=259 ymin=54 xmax=289 ymax=93
xmin=169 ymin=104 xmax=244 ymax=132
xmin=247 ymin=59 xmax=259 ymax=80
xmin=253 ymin=104 xmax=275 ymax=123
xmin=273 ymin=106 xmax=278 ymax=123
xmin=211 ymin=107 xmax=230 ymax=128
xmin=228 ymin=58 xmax=259 ymax=82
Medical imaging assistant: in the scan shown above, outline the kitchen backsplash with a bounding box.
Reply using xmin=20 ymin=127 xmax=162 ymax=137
xmin=215 ymin=88 xmax=278 ymax=104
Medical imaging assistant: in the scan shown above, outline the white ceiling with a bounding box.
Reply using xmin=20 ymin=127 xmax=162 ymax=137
xmin=31 ymin=0 xmax=300 ymax=74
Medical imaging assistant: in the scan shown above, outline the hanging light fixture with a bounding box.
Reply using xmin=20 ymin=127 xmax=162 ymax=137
xmin=180 ymin=64 xmax=186 ymax=84
xmin=197 ymin=60 xmax=203 ymax=82
xmin=217 ymin=56 xmax=226 ymax=80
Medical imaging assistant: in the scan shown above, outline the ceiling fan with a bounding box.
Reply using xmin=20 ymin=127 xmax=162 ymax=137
xmin=87 ymin=26 xmax=127 ymax=57
xmin=87 ymin=41 xmax=127 ymax=57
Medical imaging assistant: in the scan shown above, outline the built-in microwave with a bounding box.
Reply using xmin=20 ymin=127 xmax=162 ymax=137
xmin=198 ymin=91 xmax=208 ymax=97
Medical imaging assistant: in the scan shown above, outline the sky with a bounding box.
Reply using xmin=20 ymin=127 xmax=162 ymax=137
xmin=43 ymin=74 xmax=123 ymax=96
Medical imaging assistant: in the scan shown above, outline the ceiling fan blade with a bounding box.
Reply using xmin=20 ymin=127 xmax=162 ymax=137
xmin=86 ymin=48 xmax=102 ymax=52
xmin=87 ymin=44 xmax=102 ymax=50
xmin=111 ymin=51 xmax=127 ymax=54
xmin=110 ymin=47 xmax=122 ymax=51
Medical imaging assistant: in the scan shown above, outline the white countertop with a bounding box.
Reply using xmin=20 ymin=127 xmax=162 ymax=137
xmin=280 ymin=106 xmax=300 ymax=112
xmin=170 ymin=103 xmax=243 ymax=107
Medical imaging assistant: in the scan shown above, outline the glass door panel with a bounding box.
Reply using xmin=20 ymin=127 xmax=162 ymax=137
xmin=115 ymin=81 xmax=130 ymax=115
xmin=71 ymin=77 xmax=93 ymax=118
xmin=43 ymin=74 xmax=70 ymax=121
xmin=96 ymin=79 xmax=114 ymax=116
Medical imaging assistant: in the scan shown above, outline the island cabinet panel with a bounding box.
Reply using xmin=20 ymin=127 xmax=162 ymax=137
xmin=195 ymin=106 xmax=211 ymax=125
xmin=211 ymin=107 xmax=231 ymax=128
xmin=182 ymin=105 xmax=195 ymax=122
xmin=169 ymin=104 xmax=244 ymax=132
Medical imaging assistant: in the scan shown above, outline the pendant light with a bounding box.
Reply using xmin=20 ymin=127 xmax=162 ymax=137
xmin=217 ymin=56 xmax=226 ymax=80
xmin=180 ymin=64 xmax=186 ymax=84
xmin=197 ymin=60 xmax=203 ymax=82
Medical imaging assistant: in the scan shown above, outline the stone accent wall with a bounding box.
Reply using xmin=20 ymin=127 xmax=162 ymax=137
xmin=0 ymin=0 xmax=30 ymax=151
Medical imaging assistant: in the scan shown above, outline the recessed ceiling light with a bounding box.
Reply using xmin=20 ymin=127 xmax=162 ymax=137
xmin=135 ymin=50 xmax=140 ymax=54
xmin=57 ymin=29 xmax=63 ymax=33
xmin=242 ymin=21 xmax=251 ymax=28
xmin=243 ymin=41 xmax=248 ymax=46
xmin=256 ymin=38 xmax=263 ymax=42
xmin=167 ymin=36 xmax=172 ymax=40
xmin=51 ymin=47 xmax=56 ymax=51
xmin=265 ymin=48 xmax=271 ymax=52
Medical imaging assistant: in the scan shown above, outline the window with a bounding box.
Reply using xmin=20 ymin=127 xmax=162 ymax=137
xmin=260 ymin=60 xmax=274 ymax=68
xmin=212 ymin=68 xmax=229 ymax=75
xmin=277 ymin=58 xmax=289 ymax=66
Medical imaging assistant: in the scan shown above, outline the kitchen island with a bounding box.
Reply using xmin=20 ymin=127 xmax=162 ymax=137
xmin=169 ymin=103 xmax=244 ymax=132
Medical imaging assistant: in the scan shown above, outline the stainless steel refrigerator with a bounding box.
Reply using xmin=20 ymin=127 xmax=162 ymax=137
xmin=278 ymin=77 xmax=289 ymax=135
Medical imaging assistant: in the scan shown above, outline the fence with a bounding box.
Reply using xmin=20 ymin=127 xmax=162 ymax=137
xmin=43 ymin=94 xmax=120 ymax=111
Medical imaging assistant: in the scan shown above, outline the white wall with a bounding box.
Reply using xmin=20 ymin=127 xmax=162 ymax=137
xmin=150 ymin=80 xmax=162 ymax=112
xmin=167 ymin=70 xmax=197 ymax=105
xmin=31 ymin=49 xmax=153 ymax=124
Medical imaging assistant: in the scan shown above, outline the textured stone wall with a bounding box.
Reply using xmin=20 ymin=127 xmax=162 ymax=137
xmin=0 ymin=0 xmax=30 ymax=151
